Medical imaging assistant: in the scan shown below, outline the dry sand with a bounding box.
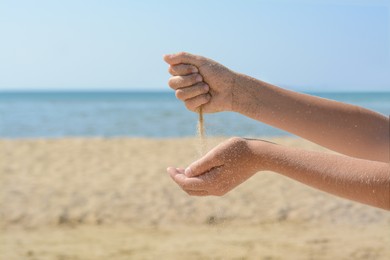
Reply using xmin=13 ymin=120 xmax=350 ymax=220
xmin=1 ymin=137 xmax=389 ymax=259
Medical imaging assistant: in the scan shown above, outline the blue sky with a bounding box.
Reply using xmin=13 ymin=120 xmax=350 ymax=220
xmin=0 ymin=0 xmax=389 ymax=92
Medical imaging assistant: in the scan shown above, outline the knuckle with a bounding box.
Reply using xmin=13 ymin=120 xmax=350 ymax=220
xmin=188 ymin=65 xmax=196 ymax=73
xmin=202 ymin=93 xmax=211 ymax=102
xmin=186 ymin=65 xmax=194 ymax=74
xmin=190 ymin=73 xmax=198 ymax=82
xmin=201 ymin=83 xmax=209 ymax=93
xmin=171 ymin=64 xmax=187 ymax=75
xmin=168 ymin=66 xmax=175 ymax=75
xmin=196 ymin=84 xmax=206 ymax=95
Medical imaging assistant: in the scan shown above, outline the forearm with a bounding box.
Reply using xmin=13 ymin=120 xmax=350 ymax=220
xmin=233 ymin=73 xmax=389 ymax=162
xmin=251 ymin=141 xmax=390 ymax=210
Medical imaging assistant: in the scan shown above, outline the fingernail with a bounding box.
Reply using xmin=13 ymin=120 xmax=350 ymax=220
xmin=192 ymin=67 xmax=198 ymax=73
xmin=196 ymin=75 xmax=203 ymax=82
xmin=204 ymin=84 xmax=209 ymax=91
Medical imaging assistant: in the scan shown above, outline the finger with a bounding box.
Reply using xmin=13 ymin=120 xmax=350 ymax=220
xmin=168 ymin=74 xmax=203 ymax=90
xmin=175 ymin=167 xmax=186 ymax=173
xmin=185 ymin=190 xmax=209 ymax=196
xmin=168 ymin=64 xmax=198 ymax=76
xmin=184 ymin=151 xmax=223 ymax=178
xmin=167 ymin=167 xmax=182 ymax=178
xmin=167 ymin=167 xmax=205 ymax=190
xmin=184 ymin=93 xmax=211 ymax=112
xmin=164 ymin=52 xmax=206 ymax=67
xmin=176 ymin=83 xmax=209 ymax=101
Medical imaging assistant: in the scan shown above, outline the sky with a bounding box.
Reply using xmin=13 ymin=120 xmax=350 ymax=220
xmin=0 ymin=0 xmax=389 ymax=92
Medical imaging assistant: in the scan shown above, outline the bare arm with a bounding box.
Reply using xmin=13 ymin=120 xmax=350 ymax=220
xmin=167 ymin=138 xmax=390 ymax=210
xmin=255 ymin=140 xmax=390 ymax=210
xmin=164 ymin=52 xmax=389 ymax=162
xmin=233 ymin=74 xmax=390 ymax=162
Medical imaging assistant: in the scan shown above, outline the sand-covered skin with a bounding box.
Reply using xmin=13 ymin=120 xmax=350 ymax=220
xmin=1 ymin=137 xmax=389 ymax=259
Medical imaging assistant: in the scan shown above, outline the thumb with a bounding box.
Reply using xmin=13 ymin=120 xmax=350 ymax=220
xmin=163 ymin=52 xmax=205 ymax=67
xmin=185 ymin=152 xmax=222 ymax=177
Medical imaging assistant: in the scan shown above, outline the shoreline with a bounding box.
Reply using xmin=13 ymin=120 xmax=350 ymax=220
xmin=0 ymin=135 xmax=295 ymax=140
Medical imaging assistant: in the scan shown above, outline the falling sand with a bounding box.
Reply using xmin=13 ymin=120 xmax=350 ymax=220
xmin=197 ymin=106 xmax=206 ymax=155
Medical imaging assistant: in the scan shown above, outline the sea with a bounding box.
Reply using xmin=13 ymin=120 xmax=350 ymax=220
xmin=0 ymin=91 xmax=389 ymax=139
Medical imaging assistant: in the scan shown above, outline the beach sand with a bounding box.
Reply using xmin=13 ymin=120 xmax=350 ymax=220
xmin=1 ymin=137 xmax=389 ymax=259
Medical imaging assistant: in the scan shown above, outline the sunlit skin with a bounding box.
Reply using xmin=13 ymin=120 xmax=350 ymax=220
xmin=164 ymin=52 xmax=390 ymax=210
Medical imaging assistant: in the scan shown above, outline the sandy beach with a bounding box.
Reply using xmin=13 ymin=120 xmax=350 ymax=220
xmin=1 ymin=137 xmax=389 ymax=259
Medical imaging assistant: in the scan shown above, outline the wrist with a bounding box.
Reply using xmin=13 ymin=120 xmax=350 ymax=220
xmin=230 ymin=72 xmax=245 ymax=113
xmin=231 ymin=73 xmax=268 ymax=115
xmin=246 ymin=139 xmax=277 ymax=172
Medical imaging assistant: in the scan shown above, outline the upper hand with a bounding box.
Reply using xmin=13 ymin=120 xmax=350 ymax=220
xmin=163 ymin=52 xmax=237 ymax=113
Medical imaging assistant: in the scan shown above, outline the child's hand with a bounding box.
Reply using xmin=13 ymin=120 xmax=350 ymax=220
xmin=167 ymin=137 xmax=270 ymax=196
xmin=163 ymin=52 xmax=238 ymax=113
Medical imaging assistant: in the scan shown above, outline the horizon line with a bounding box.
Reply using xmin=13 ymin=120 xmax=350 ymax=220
xmin=0 ymin=89 xmax=389 ymax=94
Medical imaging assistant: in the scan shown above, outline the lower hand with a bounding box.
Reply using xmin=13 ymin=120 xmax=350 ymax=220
xmin=167 ymin=137 xmax=271 ymax=196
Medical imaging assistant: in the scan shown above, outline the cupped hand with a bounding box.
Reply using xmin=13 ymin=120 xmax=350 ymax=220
xmin=163 ymin=52 xmax=237 ymax=113
xmin=167 ymin=137 xmax=271 ymax=196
